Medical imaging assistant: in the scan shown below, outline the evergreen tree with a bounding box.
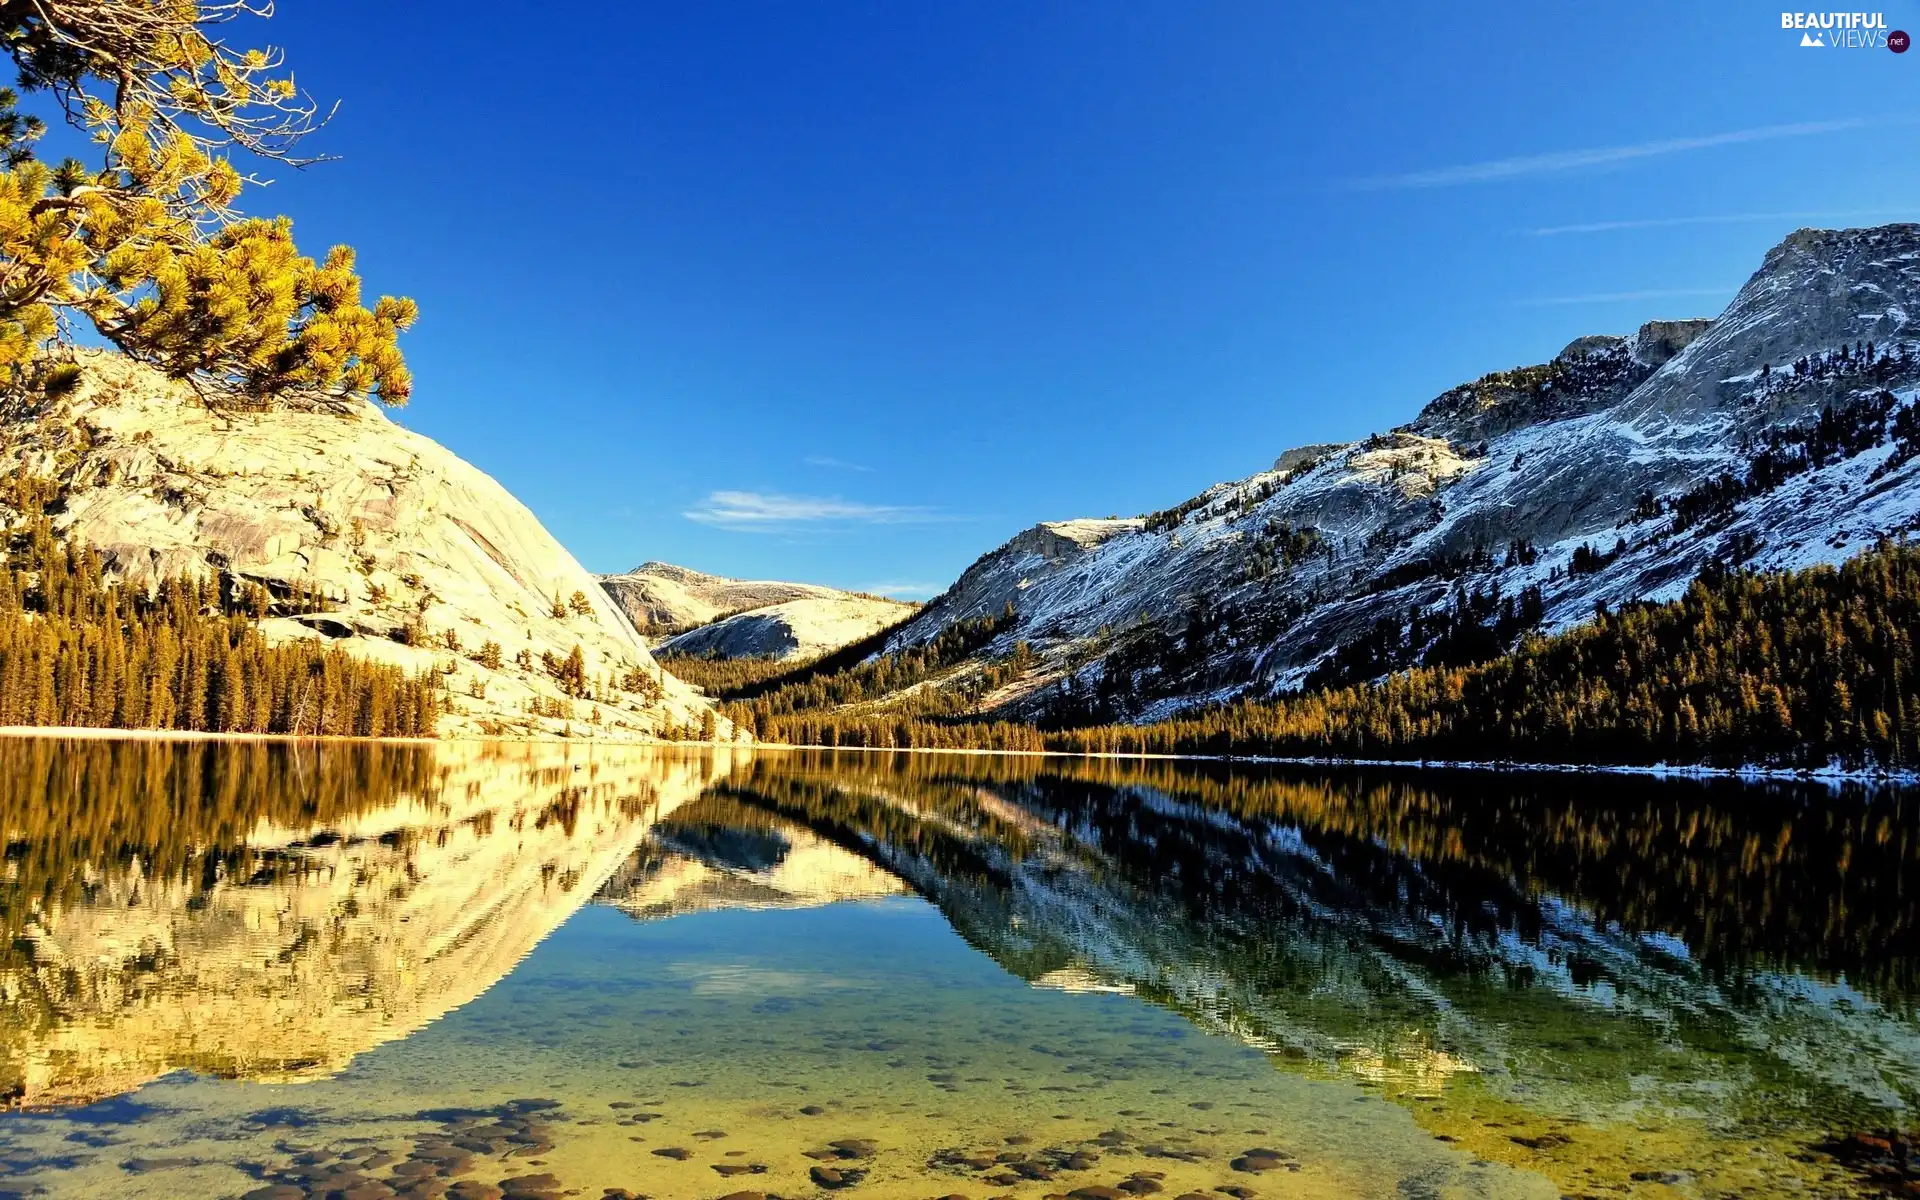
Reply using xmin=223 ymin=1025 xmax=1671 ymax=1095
xmin=0 ymin=486 xmax=439 ymax=737
xmin=0 ymin=2 xmax=415 ymax=402
xmin=730 ymin=543 xmax=1920 ymax=771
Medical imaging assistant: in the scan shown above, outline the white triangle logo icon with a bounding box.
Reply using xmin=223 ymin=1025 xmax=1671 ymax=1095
xmin=1800 ymin=30 xmax=1825 ymax=45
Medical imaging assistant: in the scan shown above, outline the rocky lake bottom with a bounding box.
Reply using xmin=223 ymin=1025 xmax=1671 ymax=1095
xmin=8 ymin=903 xmax=1551 ymax=1200
xmin=0 ymin=740 xmax=1915 ymax=1199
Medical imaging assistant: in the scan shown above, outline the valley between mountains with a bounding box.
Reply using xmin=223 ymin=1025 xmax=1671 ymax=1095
xmin=5 ymin=224 xmax=1920 ymax=767
xmin=634 ymin=223 xmax=1920 ymax=767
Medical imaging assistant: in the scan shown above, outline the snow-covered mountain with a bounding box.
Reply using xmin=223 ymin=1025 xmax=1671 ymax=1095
xmin=599 ymin=561 xmax=915 ymax=659
xmin=890 ymin=224 xmax=1920 ymax=718
xmin=599 ymin=561 xmax=844 ymax=635
xmin=658 ymin=591 xmax=917 ymax=661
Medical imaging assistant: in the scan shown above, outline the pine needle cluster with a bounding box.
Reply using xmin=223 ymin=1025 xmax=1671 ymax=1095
xmin=0 ymin=3 xmax=415 ymax=405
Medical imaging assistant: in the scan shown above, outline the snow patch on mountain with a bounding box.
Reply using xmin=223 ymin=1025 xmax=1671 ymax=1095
xmin=885 ymin=224 xmax=1920 ymax=719
xmin=659 ymin=592 xmax=917 ymax=661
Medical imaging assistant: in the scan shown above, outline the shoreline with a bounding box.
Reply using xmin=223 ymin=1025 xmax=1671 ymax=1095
xmin=3 ymin=727 xmax=1915 ymax=785
xmin=0 ymin=726 xmax=440 ymax=745
xmin=747 ymin=739 xmax=1920 ymax=784
xmin=0 ymin=726 xmax=727 ymax=749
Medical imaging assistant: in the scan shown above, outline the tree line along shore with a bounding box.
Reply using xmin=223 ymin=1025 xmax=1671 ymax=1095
xmin=668 ymin=541 xmax=1920 ymax=771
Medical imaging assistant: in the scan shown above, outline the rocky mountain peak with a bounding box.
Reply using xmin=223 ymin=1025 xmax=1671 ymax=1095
xmin=1556 ymin=334 xmax=1627 ymax=362
xmin=1770 ymin=221 xmax=1920 ymax=266
xmin=597 ymin=562 xmax=845 ymax=637
xmin=1272 ymin=443 xmax=1352 ymax=474
xmin=599 ymin=560 xmax=917 ymax=661
xmin=656 ymin=591 xmax=918 ymax=661
xmin=1404 ymin=332 xmax=1649 ymax=443
xmin=879 ymin=222 xmax=1920 ymax=723
xmin=1629 ymin=319 xmax=1713 ymax=367
xmin=625 ymin=559 xmax=698 ymax=579
xmin=1613 ymin=223 xmax=1920 ymax=433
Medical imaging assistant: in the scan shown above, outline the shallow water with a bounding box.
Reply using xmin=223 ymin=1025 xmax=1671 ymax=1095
xmin=0 ymin=739 xmax=1915 ymax=1199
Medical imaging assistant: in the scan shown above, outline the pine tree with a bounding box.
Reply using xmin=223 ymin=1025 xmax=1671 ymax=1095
xmin=0 ymin=3 xmax=415 ymax=403
xmin=0 ymin=498 xmax=439 ymax=737
xmin=729 ymin=543 xmax=1920 ymax=770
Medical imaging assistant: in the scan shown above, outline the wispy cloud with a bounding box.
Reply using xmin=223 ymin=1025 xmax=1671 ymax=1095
xmin=803 ymin=454 xmax=873 ymax=472
xmin=1353 ymin=119 xmax=1868 ymax=190
xmin=1519 ymin=286 xmax=1735 ymax=308
xmin=1525 ymin=207 xmax=1912 ymax=237
xmin=683 ymin=490 xmax=946 ymax=532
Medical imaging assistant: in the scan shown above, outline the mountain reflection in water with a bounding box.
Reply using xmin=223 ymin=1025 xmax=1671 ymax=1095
xmin=0 ymin=739 xmax=1914 ymax=1199
xmin=0 ymin=737 xmax=740 ymax=1108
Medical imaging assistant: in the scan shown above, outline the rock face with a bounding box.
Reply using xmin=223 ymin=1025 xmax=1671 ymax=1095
xmin=889 ymin=224 xmax=1920 ymax=718
xmin=657 ymin=593 xmax=917 ymax=661
xmin=598 ymin=561 xmax=844 ymax=636
xmin=1632 ymin=318 xmax=1714 ymax=366
xmin=0 ymin=352 xmax=727 ymax=740
xmin=602 ymin=561 xmax=915 ymax=660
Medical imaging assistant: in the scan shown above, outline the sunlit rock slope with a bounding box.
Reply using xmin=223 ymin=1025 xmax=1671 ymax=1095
xmin=0 ymin=352 xmax=727 ymax=740
xmin=890 ymin=225 xmax=1920 ymax=719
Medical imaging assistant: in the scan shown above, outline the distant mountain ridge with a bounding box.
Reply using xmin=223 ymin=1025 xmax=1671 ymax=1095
xmin=879 ymin=223 xmax=1920 ymax=721
xmin=598 ymin=561 xmax=843 ymax=635
xmin=599 ymin=561 xmax=916 ymax=660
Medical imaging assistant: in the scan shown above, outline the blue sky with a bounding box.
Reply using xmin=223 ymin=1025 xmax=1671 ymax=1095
xmin=222 ymin=3 xmax=1920 ymax=596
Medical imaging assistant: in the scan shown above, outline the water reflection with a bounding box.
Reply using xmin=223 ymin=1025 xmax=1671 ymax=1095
xmin=0 ymin=739 xmax=1912 ymax=1200
xmin=0 ymin=737 xmax=739 ymax=1109
xmin=680 ymin=753 xmax=1920 ymax=1196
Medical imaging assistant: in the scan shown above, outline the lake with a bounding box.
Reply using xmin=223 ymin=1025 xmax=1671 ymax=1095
xmin=0 ymin=738 xmax=1914 ymax=1199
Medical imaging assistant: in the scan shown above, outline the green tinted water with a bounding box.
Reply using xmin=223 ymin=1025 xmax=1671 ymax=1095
xmin=0 ymin=738 xmax=1914 ymax=1200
